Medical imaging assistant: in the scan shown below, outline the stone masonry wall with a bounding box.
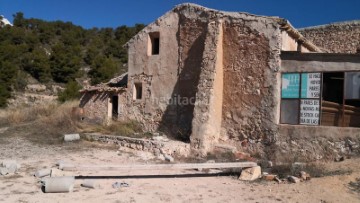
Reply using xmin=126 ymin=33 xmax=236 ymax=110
xmin=273 ymin=125 xmax=360 ymax=162
xmin=300 ymin=21 xmax=360 ymax=53
xmin=220 ymin=16 xmax=282 ymax=152
xmin=222 ymin=22 xmax=271 ymax=142
xmin=126 ymin=4 xmax=283 ymax=154
xmin=80 ymin=92 xmax=109 ymax=124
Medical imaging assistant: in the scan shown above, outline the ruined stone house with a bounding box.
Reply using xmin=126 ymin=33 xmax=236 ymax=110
xmin=80 ymin=3 xmax=360 ymax=158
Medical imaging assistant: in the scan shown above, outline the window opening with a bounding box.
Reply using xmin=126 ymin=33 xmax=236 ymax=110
xmin=134 ymin=83 xmax=142 ymax=100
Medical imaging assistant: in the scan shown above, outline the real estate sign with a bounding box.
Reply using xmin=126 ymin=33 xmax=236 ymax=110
xmin=301 ymin=73 xmax=321 ymax=98
xmin=300 ymin=99 xmax=320 ymax=125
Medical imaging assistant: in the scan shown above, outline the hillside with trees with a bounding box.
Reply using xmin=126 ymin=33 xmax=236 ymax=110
xmin=0 ymin=13 xmax=145 ymax=107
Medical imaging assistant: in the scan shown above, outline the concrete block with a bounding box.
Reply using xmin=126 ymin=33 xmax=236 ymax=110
xmin=81 ymin=179 xmax=100 ymax=189
xmin=239 ymin=166 xmax=261 ymax=181
xmin=41 ymin=176 xmax=75 ymax=193
xmin=64 ymin=134 xmax=80 ymax=142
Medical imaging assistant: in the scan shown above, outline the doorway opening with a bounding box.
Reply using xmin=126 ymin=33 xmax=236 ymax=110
xmin=112 ymin=95 xmax=119 ymax=119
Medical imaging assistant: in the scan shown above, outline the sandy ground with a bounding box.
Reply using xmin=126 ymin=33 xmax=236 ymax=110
xmin=0 ymin=130 xmax=360 ymax=203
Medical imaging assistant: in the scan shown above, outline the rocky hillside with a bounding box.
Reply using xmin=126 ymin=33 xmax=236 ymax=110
xmin=0 ymin=12 xmax=144 ymax=107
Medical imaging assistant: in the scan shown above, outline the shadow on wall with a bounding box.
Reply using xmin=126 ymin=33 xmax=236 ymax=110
xmin=158 ymin=19 xmax=207 ymax=142
xmin=79 ymin=92 xmax=110 ymax=108
xmin=79 ymin=91 xmax=112 ymax=123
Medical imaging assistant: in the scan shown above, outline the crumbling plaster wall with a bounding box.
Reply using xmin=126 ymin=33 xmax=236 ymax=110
xmin=126 ymin=11 xmax=180 ymax=132
xmin=300 ymin=21 xmax=360 ymax=53
xmin=126 ymin=4 xmax=284 ymax=154
xmin=220 ymin=16 xmax=282 ymax=152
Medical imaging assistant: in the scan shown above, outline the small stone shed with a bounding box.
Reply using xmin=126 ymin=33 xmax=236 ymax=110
xmin=80 ymin=73 xmax=127 ymax=124
xmin=81 ymin=3 xmax=360 ymax=158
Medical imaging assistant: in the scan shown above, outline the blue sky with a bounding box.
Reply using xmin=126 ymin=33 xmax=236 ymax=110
xmin=1 ymin=0 xmax=359 ymax=29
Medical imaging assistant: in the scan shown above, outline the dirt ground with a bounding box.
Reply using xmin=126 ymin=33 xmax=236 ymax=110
xmin=0 ymin=126 xmax=360 ymax=203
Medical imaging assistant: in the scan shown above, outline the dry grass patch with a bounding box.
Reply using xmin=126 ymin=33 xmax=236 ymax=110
xmin=1 ymin=101 xmax=82 ymax=144
xmin=83 ymin=120 xmax=152 ymax=139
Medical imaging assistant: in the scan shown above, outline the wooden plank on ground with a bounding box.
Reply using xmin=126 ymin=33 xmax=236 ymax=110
xmin=61 ymin=162 xmax=257 ymax=171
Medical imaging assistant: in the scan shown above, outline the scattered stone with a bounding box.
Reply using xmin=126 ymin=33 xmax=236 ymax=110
xmin=274 ymin=176 xmax=282 ymax=183
xmin=164 ymin=154 xmax=174 ymax=162
xmin=7 ymin=163 xmax=18 ymax=173
xmin=0 ymin=167 xmax=9 ymax=176
xmin=239 ymin=166 xmax=261 ymax=181
xmin=263 ymin=174 xmax=277 ymax=181
xmin=153 ymin=148 xmax=161 ymax=156
xmin=1 ymin=160 xmax=20 ymax=174
xmin=299 ymin=171 xmax=311 ymax=181
xmin=64 ymin=134 xmax=80 ymax=142
xmin=34 ymin=169 xmax=52 ymax=178
xmin=288 ymin=176 xmax=301 ymax=183
xmin=112 ymin=182 xmax=130 ymax=189
xmin=334 ymin=156 xmax=345 ymax=162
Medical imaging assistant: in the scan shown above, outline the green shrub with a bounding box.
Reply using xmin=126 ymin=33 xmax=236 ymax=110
xmin=58 ymin=80 xmax=81 ymax=102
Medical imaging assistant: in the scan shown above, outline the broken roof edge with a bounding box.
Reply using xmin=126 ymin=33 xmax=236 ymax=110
xmin=79 ymin=86 xmax=126 ymax=93
xmin=106 ymin=72 xmax=128 ymax=85
xmin=124 ymin=3 xmax=322 ymax=52
xmin=277 ymin=18 xmax=322 ymax=52
xmin=80 ymin=72 xmax=128 ymax=93
xmin=123 ymin=3 xmax=281 ymax=48
xmin=172 ymin=3 xmax=281 ymax=19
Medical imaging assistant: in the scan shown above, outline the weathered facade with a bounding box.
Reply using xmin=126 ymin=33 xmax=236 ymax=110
xmin=81 ymin=3 xmax=360 ymax=159
xmin=123 ymin=3 xmax=318 ymax=155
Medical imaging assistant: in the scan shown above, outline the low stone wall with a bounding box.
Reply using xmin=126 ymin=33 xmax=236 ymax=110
xmin=270 ymin=125 xmax=360 ymax=162
xmin=84 ymin=133 xmax=164 ymax=155
xmin=84 ymin=133 xmax=192 ymax=158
